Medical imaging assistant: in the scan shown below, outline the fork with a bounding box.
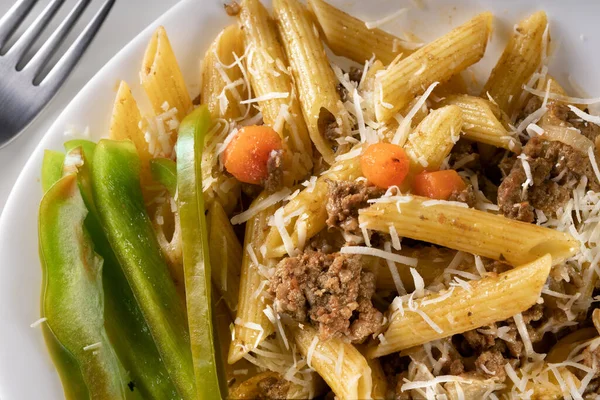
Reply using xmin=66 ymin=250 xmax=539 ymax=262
xmin=0 ymin=0 xmax=115 ymax=148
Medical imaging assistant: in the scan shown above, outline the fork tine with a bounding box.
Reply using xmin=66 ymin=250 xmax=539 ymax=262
xmin=0 ymin=0 xmax=38 ymax=50
xmin=40 ymin=0 xmax=115 ymax=89
xmin=8 ymin=0 xmax=66 ymax=66
xmin=23 ymin=0 xmax=91 ymax=77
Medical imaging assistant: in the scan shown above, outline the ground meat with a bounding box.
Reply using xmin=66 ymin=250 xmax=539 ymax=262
xmin=263 ymin=149 xmax=283 ymax=193
xmin=498 ymin=136 xmax=600 ymax=222
xmin=447 ymin=359 xmax=465 ymax=375
xmin=326 ymin=180 xmax=384 ymax=236
xmin=475 ymin=351 xmax=506 ymax=380
xmin=336 ymin=67 xmax=363 ymax=103
xmin=270 ymin=251 xmax=383 ymax=342
xmin=319 ymin=108 xmax=342 ymax=141
xmin=448 ymin=183 xmax=476 ymax=207
xmin=256 ymin=376 xmax=290 ymax=400
xmin=224 ymin=1 xmax=240 ymax=16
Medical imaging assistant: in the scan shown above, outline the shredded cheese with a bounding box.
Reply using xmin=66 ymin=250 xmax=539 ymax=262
xmin=365 ymin=8 xmax=408 ymax=29
xmin=340 ymin=245 xmax=418 ymax=266
xmin=231 ymin=189 xmax=291 ymax=225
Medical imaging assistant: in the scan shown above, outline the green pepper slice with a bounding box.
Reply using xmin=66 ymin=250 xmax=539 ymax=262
xmin=91 ymin=139 xmax=195 ymax=399
xmin=150 ymin=158 xmax=177 ymax=197
xmin=177 ymin=105 xmax=228 ymax=399
xmin=41 ymin=150 xmax=65 ymax=193
xmin=39 ymin=173 xmax=127 ymax=399
xmin=69 ymin=145 xmax=179 ymax=399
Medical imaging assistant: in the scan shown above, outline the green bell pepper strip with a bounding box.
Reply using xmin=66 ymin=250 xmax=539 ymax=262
xmin=177 ymin=105 xmax=228 ymax=399
xmin=91 ymin=139 xmax=196 ymax=399
xmin=41 ymin=150 xmax=65 ymax=193
xmin=150 ymin=158 xmax=177 ymax=197
xmin=70 ymin=145 xmax=179 ymax=399
xmin=39 ymin=173 xmax=127 ymax=399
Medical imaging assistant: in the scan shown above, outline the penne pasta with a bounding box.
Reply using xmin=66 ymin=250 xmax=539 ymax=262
xmin=207 ymin=200 xmax=243 ymax=315
xmin=201 ymin=25 xmax=246 ymax=121
xmin=307 ymin=0 xmax=414 ymax=65
xmin=482 ymin=11 xmax=548 ymax=116
xmin=200 ymin=25 xmax=244 ymax=215
xmin=229 ymin=194 xmax=277 ymax=364
xmin=359 ymin=196 xmax=578 ymax=266
xmin=375 ymin=13 xmax=492 ymax=122
xmin=273 ymin=0 xmax=351 ymax=165
xmin=293 ymin=325 xmax=372 ymax=400
xmin=436 ymin=94 xmax=520 ymax=151
xmin=109 ymin=81 xmax=153 ymax=186
xmin=263 ymin=157 xmax=362 ymax=258
xmin=367 ymin=358 xmax=387 ymax=400
xmin=140 ymin=26 xmax=192 ymax=154
xmin=239 ymin=0 xmax=313 ymax=181
xmin=403 ymin=105 xmax=463 ymax=175
xmin=368 ymin=254 xmax=551 ymax=357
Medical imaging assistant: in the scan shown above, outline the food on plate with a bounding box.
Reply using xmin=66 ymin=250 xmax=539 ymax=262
xmin=36 ymin=0 xmax=600 ymax=398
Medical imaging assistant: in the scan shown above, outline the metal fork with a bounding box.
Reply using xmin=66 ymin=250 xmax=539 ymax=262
xmin=0 ymin=0 xmax=115 ymax=148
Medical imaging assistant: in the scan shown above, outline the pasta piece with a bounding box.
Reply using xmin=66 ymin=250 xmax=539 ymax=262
xmin=212 ymin=294 xmax=257 ymax=385
xmin=374 ymin=13 xmax=492 ymax=122
xmin=368 ymin=254 xmax=551 ymax=357
xmin=207 ymin=200 xmax=242 ymax=315
xmin=140 ymin=26 xmax=192 ymax=151
xmin=200 ymin=25 xmax=245 ymax=214
xmin=359 ymin=196 xmax=578 ymax=266
xmin=367 ymin=358 xmax=387 ymax=400
xmin=228 ymin=193 xmax=276 ymax=364
xmin=376 ymin=248 xmax=454 ymax=293
xmin=433 ymin=73 xmax=469 ymax=97
xmin=482 ymin=11 xmax=548 ymax=116
xmin=239 ymin=0 xmax=313 ymax=181
xmin=109 ymin=81 xmax=153 ymax=186
xmin=273 ymin=0 xmax=350 ymax=165
xmin=264 ymin=157 xmax=362 ymax=258
xmin=437 ymin=94 xmax=519 ymax=151
xmin=403 ymin=105 xmax=463 ymax=175
xmin=307 ymin=0 xmax=414 ymax=65
xmin=201 ymin=25 xmax=246 ymax=121
xmin=293 ymin=325 xmax=372 ymax=400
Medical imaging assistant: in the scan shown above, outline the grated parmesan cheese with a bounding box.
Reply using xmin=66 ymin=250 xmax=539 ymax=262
xmin=231 ymin=189 xmax=291 ymax=225
xmin=340 ymin=245 xmax=418 ymax=266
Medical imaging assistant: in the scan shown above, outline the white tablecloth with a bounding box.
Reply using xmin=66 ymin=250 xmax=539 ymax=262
xmin=0 ymin=0 xmax=180 ymax=215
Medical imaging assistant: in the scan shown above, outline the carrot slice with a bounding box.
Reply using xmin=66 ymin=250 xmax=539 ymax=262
xmin=223 ymin=125 xmax=283 ymax=185
xmin=413 ymin=170 xmax=466 ymax=200
xmin=360 ymin=143 xmax=410 ymax=189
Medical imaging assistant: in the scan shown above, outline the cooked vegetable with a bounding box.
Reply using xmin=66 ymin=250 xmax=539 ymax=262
xmin=150 ymin=158 xmax=177 ymax=196
xmin=413 ymin=170 xmax=466 ymax=200
xmin=360 ymin=143 xmax=410 ymax=189
xmin=223 ymin=125 xmax=283 ymax=184
xmin=177 ymin=105 xmax=228 ymax=399
xmin=91 ymin=139 xmax=196 ymax=399
xmin=39 ymin=174 xmax=127 ymax=399
xmin=66 ymin=144 xmax=180 ymax=399
xmin=41 ymin=150 xmax=65 ymax=193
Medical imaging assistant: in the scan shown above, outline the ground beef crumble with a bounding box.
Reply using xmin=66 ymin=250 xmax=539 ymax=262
xmin=448 ymin=182 xmax=476 ymax=207
xmin=263 ymin=149 xmax=284 ymax=193
xmin=269 ymin=251 xmax=383 ymax=343
xmin=498 ymin=136 xmax=600 ymax=222
xmin=325 ymin=180 xmax=384 ymax=236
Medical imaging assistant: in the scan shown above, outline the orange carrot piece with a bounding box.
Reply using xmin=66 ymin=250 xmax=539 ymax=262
xmin=223 ymin=125 xmax=283 ymax=185
xmin=360 ymin=143 xmax=410 ymax=189
xmin=413 ymin=170 xmax=466 ymax=200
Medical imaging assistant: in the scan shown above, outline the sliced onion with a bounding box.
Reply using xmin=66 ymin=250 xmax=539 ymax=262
xmin=539 ymin=124 xmax=594 ymax=154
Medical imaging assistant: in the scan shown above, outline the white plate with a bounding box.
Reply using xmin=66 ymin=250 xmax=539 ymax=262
xmin=2 ymin=0 xmax=600 ymax=398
